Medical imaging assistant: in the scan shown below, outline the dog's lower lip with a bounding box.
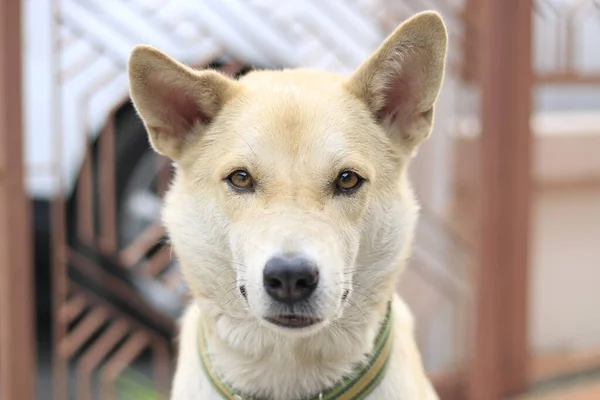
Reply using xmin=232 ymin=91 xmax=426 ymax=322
xmin=265 ymin=315 xmax=322 ymax=328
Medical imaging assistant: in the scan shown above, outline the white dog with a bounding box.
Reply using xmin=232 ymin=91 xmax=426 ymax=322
xmin=128 ymin=10 xmax=447 ymax=400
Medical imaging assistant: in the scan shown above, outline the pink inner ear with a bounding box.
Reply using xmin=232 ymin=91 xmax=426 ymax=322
xmin=379 ymin=76 xmax=411 ymax=125
xmin=147 ymin=71 xmax=210 ymax=137
xmin=378 ymin=64 xmax=423 ymax=128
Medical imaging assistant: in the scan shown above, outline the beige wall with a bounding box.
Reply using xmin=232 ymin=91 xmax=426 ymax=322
xmin=529 ymin=185 xmax=600 ymax=353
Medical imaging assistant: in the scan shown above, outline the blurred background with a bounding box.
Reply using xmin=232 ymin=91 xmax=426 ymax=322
xmin=0 ymin=0 xmax=599 ymax=399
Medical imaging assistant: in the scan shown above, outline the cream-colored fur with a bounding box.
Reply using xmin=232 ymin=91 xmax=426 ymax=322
xmin=128 ymin=11 xmax=447 ymax=400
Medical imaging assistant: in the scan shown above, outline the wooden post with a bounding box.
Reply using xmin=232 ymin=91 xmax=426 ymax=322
xmin=471 ymin=0 xmax=533 ymax=399
xmin=0 ymin=0 xmax=37 ymax=399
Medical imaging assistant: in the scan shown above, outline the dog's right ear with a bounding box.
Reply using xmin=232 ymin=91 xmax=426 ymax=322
xmin=128 ymin=45 xmax=239 ymax=159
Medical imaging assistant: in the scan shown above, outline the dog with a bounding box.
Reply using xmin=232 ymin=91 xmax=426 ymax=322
xmin=128 ymin=10 xmax=447 ymax=400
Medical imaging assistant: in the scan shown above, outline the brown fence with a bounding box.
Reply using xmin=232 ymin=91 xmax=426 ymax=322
xmin=457 ymin=1 xmax=600 ymax=397
xmin=0 ymin=2 xmax=36 ymax=399
xmin=2 ymin=0 xmax=599 ymax=399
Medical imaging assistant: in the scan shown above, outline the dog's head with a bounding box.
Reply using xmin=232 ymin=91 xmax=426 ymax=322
xmin=129 ymin=12 xmax=447 ymax=335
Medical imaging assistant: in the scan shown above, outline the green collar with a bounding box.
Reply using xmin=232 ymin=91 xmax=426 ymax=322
xmin=197 ymin=303 xmax=393 ymax=400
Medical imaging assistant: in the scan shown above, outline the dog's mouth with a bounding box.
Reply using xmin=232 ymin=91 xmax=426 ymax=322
xmin=265 ymin=315 xmax=323 ymax=329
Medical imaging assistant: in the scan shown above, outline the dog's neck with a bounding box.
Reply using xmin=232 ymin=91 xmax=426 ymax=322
xmin=200 ymin=299 xmax=392 ymax=400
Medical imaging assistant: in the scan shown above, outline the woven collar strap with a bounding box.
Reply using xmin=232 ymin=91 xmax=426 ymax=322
xmin=197 ymin=303 xmax=393 ymax=400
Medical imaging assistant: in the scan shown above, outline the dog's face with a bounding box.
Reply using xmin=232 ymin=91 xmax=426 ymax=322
xmin=129 ymin=12 xmax=446 ymax=335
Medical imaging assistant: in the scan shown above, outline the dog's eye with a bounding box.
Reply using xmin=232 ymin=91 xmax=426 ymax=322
xmin=227 ymin=170 xmax=254 ymax=191
xmin=335 ymin=171 xmax=363 ymax=193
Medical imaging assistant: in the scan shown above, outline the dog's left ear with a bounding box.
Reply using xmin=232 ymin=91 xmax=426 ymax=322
xmin=345 ymin=11 xmax=447 ymax=152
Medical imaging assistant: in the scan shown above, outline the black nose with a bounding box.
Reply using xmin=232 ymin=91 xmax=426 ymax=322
xmin=263 ymin=256 xmax=319 ymax=304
